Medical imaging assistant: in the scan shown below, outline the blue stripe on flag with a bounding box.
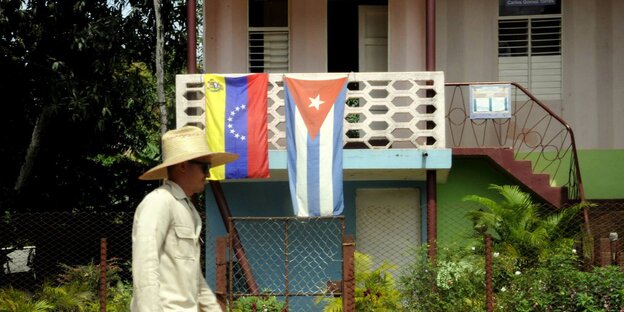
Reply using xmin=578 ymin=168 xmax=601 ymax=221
xmin=284 ymin=87 xmax=300 ymax=215
xmin=225 ymin=77 xmax=249 ymax=179
xmin=307 ymin=134 xmax=320 ymax=216
xmin=332 ymin=87 xmax=347 ymax=215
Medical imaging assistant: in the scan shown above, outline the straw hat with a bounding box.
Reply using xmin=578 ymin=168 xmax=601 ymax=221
xmin=139 ymin=126 xmax=238 ymax=180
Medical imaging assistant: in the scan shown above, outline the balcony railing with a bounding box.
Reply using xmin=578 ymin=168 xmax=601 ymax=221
xmin=176 ymin=72 xmax=446 ymax=150
xmin=175 ymin=73 xmax=583 ymax=203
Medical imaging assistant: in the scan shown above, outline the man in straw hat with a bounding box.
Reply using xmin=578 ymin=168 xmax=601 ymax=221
xmin=131 ymin=126 xmax=237 ymax=312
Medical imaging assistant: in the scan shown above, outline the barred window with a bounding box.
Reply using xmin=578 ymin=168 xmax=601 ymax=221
xmin=498 ymin=16 xmax=561 ymax=100
xmin=248 ymin=0 xmax=289 ymax=73
xmin=499 ymin=18 xmax=561 ymax=57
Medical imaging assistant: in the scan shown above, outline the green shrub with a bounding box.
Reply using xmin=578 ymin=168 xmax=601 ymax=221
xmin=399 ymin=244 xmax=485 ymax=312
xmin=40 ymin=282 xmax=93 ymax=311
xmin=0 ymin=287 xmax=53 ymax=312
xmin=317 ymin=252 xmax=402 ymax=312
xmin=0 ymin=259 xmax=131 ymax=312
xmin=352 ymin=252 xmax=402 ymax=311
xmin=230 ymin=293 xmax=286 ymax=312
xmin=495 ymin=251 xmax=624 ymax=311
xmin=464 ymin=184 xmax=586 ymax=270
xmin=101 ymin=280 xmax=132 ymax=312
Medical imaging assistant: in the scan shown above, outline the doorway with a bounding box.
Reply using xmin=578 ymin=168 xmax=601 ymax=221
xmin=327 ymin=0 xmax=388 ymax=73
xmin=355 ymin=188 xmax=421 ymax=276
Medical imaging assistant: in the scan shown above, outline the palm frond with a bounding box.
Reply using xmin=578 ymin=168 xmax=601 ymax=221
xmin=493 ymin=185 xmax=533 ymax=210
xmin=467 ymin=184 xmax=586 ymax=269
xmin=463 ymin=194 xmax=499 ymax=211
xmin=0 ymin=288 xmax=54 ymax=312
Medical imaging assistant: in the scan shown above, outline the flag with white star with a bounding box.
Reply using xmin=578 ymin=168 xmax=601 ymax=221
xmin=204 ymin=73 xmax=270 ymax=180
xmin=284 ymin=75 xmax=348 ymax=217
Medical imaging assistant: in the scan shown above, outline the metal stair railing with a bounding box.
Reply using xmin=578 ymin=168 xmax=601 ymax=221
xmin=445 ymin=81 xmax=591 ymax=240
xmin=445 ymin=81 xmax=585 ymax=203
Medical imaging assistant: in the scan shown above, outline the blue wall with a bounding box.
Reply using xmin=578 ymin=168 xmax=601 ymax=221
xmin=203 ymin=179 xmax=427 ymax=288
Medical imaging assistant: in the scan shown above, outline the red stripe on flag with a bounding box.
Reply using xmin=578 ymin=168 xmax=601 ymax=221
xmin=246 ymin=74 xmax=270 ymax=178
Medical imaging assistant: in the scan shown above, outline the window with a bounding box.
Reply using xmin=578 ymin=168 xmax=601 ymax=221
xmin=498 ymin=0 xmax=561 ymax=100
xmin=248 ymin=0 xmax=289 ymax=73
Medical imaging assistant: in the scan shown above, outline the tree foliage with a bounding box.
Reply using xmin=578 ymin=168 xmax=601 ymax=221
xmin=464 ymin=184 xmax=586 ymax=268
xmin=0 ymin=0 xmax=190 ymax=212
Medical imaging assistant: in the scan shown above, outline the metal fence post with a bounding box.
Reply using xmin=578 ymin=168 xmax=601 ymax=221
xmin=100 ymin=238 xmax=107 ymax=312
xmin=485 ymin=234 xmax=493 ymax=312
xmin=342 ymin=235 xmax=355 ymax=312
xmin=215 ymin=236 xmax=227 ymax=311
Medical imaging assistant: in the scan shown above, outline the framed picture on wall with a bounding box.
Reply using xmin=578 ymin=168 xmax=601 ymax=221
xmin=469 ymin=84 xmax=512 ymax=119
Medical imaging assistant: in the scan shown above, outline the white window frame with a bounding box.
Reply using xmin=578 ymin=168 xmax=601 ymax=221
xmin=248 ymin=26 xmax=290 ymax=73
xmin=498 ymin=14 xmax=562 ymax=100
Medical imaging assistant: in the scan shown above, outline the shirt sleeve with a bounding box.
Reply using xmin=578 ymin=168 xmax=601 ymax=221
xmin=198 ymin=273 xmax=224 ymax=312
xmin=131 ymin=191 xmax=171 ymax=312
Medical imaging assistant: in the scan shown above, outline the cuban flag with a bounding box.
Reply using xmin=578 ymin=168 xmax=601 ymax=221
xmin=204 ymin=73 xmax=270 ymax=180
xmin=284 ymin=75 xmax=348 ymax=217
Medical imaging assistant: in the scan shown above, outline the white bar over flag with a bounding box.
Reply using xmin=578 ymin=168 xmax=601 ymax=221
xmin=284 ymin=75 xmax=348 ymax=217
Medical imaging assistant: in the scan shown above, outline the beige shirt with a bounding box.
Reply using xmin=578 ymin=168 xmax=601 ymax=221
xmin=131 ymin=180 xmax=222 ymax=312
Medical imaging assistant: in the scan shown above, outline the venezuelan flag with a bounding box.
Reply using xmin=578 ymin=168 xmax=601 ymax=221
xmin=204 ymin=73 xmax=270 ymax=180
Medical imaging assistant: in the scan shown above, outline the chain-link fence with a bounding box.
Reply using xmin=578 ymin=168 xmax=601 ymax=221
xmin=441 ymin=200 xmax=587 ymax=248
xmin=435 ymin=199 xmax=624 ymax=311
xmin=351 ymin=187 xmax=422 ymax=281
xmin=588 ymin=200 xmax=624 ymax=266
xmin=438 ymin=200 xmax=624 ymax=266
xmin=1 ymin=211 xmax=135 ymax=291
xmin=2 ymin=200 xmax=622 ymax=310
xmin=219 ymin=217 xmax=350 ymax=312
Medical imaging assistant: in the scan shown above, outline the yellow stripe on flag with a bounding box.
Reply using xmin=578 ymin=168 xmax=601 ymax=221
xmin=204 ymin=74 xmax=227 ymax=180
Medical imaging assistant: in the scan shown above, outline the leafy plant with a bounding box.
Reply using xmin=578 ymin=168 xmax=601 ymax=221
xmin=86 ymin=280 xmax=132 ymax=312
xmin=464 ymin=184 xmax=586 ymax=269
xmin=230 ymin=293 xmax=286 ymax=312
xmin=495 ymin=251 xmax=624 ymax=311
xmin=399 ymin=244 xmax=485 ymax=312
xmin=345 ymin=97 xmax=360 ymax=139
xmin=55 ymin=259 xmax=131 ymax=312
xmin=39 ymin=282 xmax=93 ymax=312
xmin=318 ymin=251 xmax=402 ymax=312
xmin=0 ymin=260 xmax=131 ymax=312
xmin=0 ymin=287 xmax=53 ymax=312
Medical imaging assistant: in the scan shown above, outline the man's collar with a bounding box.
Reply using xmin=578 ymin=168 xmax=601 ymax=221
xmin=163 ymin=180 xmax=188 ymax=200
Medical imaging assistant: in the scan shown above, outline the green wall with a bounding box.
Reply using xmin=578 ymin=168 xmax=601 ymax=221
xmin=436 ymin=150 xmax=624 ymax=245
xmin=577 ymin=150 xmax=624 ymax=199
xmin=437 ymin=158 xmax=519 ymax=245
xmin=517 ymin=149 xmax=624 ymax=199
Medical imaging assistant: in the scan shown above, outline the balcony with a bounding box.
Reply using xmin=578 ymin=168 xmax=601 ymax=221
xmin=176 ymin=72 xmax=448 ymax=181
xmin=175 ymin=73 xmax=583 ymax=204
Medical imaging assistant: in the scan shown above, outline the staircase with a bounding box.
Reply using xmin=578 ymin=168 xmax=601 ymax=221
xmin=453 ymin=147 xmax=568 ymax=208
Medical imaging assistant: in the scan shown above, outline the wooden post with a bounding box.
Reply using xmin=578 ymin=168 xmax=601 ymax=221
xmin=485 ymin=234 xmax=493 ymax=312
xmin=426 ymin=170 xmax=437 ymax=263
xmin=342 ymin=236 xmax=355 ymax=312
xmin=211 ymin=181 xmax=259 ymax=294
xmin=595 ymin=237 xmax=611 ymax=266
xmin=186 ymin=0 xmax=197 ymax=73
xmin=215 ymin=236 xmax=227 ymax=311
xmin=100 ymin=238 xmax=107 ymax=312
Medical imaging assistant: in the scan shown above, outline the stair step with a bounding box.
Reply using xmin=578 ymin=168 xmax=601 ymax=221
xmin=529 ymin=173 xmax=551 ymax=186
xmin=498 ymin=149 xmax=517 ymax=165
xmin=509 ymin=160 xmax=533 ymax=173
xmin=452 ymin=147 xmax=566 ymax=208
xmin=539 ymin=187 xmax=566 ymax=207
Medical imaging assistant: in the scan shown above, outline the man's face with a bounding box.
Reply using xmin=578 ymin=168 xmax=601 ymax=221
xmin=187 ymin=159 xmax=211 ymax=194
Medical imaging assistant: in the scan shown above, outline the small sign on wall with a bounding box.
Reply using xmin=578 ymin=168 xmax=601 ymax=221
xmin=469 ymin=84 xmax=512 ymax=119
